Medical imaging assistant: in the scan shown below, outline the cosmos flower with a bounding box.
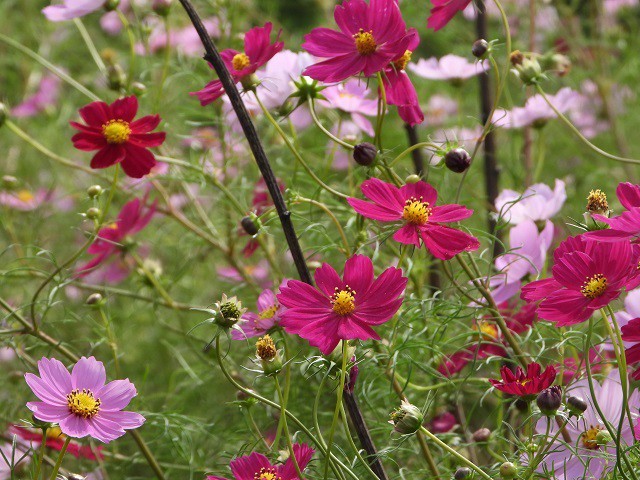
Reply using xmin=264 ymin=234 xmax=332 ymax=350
xmin=489 ymin=362 xmax=556 ymax=399
xmin=427 ymin=411 xmax=458 ymax=433
xmin=0 ymin=189 xmax=49 ymax=211
xmin=521 ymin=235 xmax=639 ymax=326
xmin=321 ymin=79 xmax=379 ymax=136
xmin=409 ymin=54 xmax=488 ymax=82
xmin=75 ymin=195 xmax=156 ymax=283
xmin=495 ymin=179 xmax=566 ymax=225
xmin=71 ymin=96 xmax=166 ymax=179
xmin=191 ymin=23 xmax=283 ymax=106
xmin=427 ymin=0 xmax=473 ymax=30
xmin=206 ymin=443 xmax=314 ymax=480
xmin=25 ymin=356 xmax=145 ymax=443
xmin=532 ymin=369 xmax=639 ymax=479
xmin=493 ymin=87 xmax=581 ymax=129
xmin=302 ymin=0 xmax=413 ymax=82
xmin=422 ymin=95 xmax=458 ymax=126
xmin=138 ymin=17 xmax=221 ymax=55
xmin=232 ymin=285 xmax=287 ymax=340
xmin=217 ymin=259 xmax=272 ymax=289
xmin=12 ymin=74 xmax=61 ymax=117
xmin=347 ymin=178 xmax=479 ymax=260
xmin=277 ymin=255 xmax=407 ymax=354
xmin=42 ymin=0 xmax=105 ymax=22
xmin=585 ymin=182 xmax=640 ymax=242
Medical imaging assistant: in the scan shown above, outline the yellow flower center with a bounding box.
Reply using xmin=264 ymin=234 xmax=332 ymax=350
xmin=392 ymin=50 xmax=412 ymax=71
xmin=331 ymin=286 xmax=356 ymax=315
xmin=16 ymin=190 xmax=34 ymax=202
xmin=259 ymin=304 xmax=278 ymax=320
xmin=102 ymin=119 xmax=131 ymax=144
xmin=254 ymin=467 xmax=281 ymax=480
xmin=473 ymin=320 xmax=498 ymax=340
xmin=67 ymin=389 xmax=101 ymax=418
xmin=402 ymin=197 xmax=431 ymax=225
xmin=232 ymin=53 xmax=251 ymax=71
xmin=256 ymin=334 xmax=277 ymax=360
xmin=586 ymin=189 xmax=609 ymax=214
xmin=353 ymin=29 xmax=377 ymax=55
xmin=581 ymin=425 xmax=604 ymax=449
xmin=581 ymin=274 xmax=607 ymax=299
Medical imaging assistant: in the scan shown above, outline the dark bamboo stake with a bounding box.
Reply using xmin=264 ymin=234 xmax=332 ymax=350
xmin=176 ymin=2 xmax=389 ymax=478
xmin=475 ymin=0 xmax=503 ymax=257
xmin=403 ymin=123 xmax=424 ymax=176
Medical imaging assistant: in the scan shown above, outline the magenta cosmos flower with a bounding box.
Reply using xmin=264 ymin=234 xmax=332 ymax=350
xmin=277 ymin=255 xmax=407 ymax=354
xmin=207 ymin=443 xmax=314 ymax=480
xmin=71 ymin=96 xmax=166 ymax=179
xmin=489 ymin=362 xmax=556 ymax=400
xmin=302 ymin=0 xmax=413 ymax=83
xmin=25 ymin=357 xmax=144 ymax=443
xmin=191 ymin=23 xmax=283 ymax=106
xmin=348 ymin=178 xmax=480 ymax=260
xmin=76 ymin=196 xmax=156 ymax=282
xmin=586 ymin=182 xmax=640 ymax=242
xmin=232 ymin=285 xmax=287 ymax=340
xmin=427 ymin=0 xmax=471 ymax=30
xmin=521 ymin=235 xmax=640 ymax=326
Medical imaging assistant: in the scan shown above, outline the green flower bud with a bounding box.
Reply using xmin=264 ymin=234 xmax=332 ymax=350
xmin=131 ymin=82 xmax=147 ymax=96
xmin=499 ymin=462 xmax=518 ymax=479
xmin=596 ymin=429 xmax=613 ymax=446
xmin=405 ymin=174 xmax=421 ymax=184
xmin=104 ymin=0 xmax=120 ymax=11
xmin=87 ymin=185 xmax=103 ymax=198
xmin=85 ymin=293 xmax=104 ymax=306
xmin=389 ymin=400 xmax=424 ymax=435
xmin=86 ymin=207 xmax=102 ymax=220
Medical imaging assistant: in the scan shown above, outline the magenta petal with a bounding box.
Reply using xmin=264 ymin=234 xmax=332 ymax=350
xmin=230 ymin=451 xmax=273 ymax=480
xmin=278 ymin=443 xmax=315 ymax=480
xmin=314 ymin=263 xmax=343 ymax=297
xmin=393 ymin=223 xmax=421 ymax=247
xmin=342 ymin=255 xmax=374 ymax=295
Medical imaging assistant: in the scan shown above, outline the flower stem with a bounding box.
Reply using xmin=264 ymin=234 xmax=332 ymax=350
xmin=323 ymin=342 xmax=349 ymax=480
xmin=33 ymin=428 xmax=47 ymax=480
xmin=274 ymin=376 xmax=305 ymax=479
xmin=48 ymin=436 xmax=70 ymax=480
xmin=73 ymin=18 xmax=106 ymax=74
xmin=309 ymin=98 xmax=355 ymax=150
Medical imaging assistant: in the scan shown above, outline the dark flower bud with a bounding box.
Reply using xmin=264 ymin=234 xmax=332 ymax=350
xmin=567 ymin=395 xmax=588 ymax=416
xmin=454 ymin=467 xmax=472 ymax=479
xmin=104 ymin=0 xmax=120 ymax=11
xmin=510 ymin=50 xmax=525 ymax=66
xmin=499 ymin=461 xmax=518 ymax=479
xmin=85 ymin=293 xmax=104 ymax=306
xmin=152 ymin=0 xmax=172 ymax=16
xmin=444 ymin=148 xmax=471 ymax=173
xmin=241 ymin=216 xmax=259 ymax=236
xmin=87 ymin=185 xmax=103 ymax=198
xmin=353 ymin=142 xmax=377 ymax=166
xmin=0 ymin=102 xmax=7 ymax=127
xmin=515 ymin=398 xmax=530 ymax=411
xmin=472 ymin=39 xmax=490 ymax=59
xmin=472 ymin=427 xmax=491 ymax=442
xmin=86 ymin=207 xmax=102 ymax=220
xmin=536 ymin=385 xmax=562 ymax=415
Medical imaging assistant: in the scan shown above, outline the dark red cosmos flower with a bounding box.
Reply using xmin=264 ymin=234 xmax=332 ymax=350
xmin=71 ymin=96 xmax=166 ymax=178
xmin=489 ymin=362 xmax=556 ymax=400
xmin=9 ymin=425 xmax=103 ymax=460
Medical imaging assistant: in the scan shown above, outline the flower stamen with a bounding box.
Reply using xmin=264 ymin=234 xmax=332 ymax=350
xmin=259 ymin=304 xmax=278 ymax=319
xmin=581 ymin=425 xmax=604 ymax=449
xmin=331 ymin=286 xmax=356 ymax=315
xmin=254 ymin=467 xmax=282 ymax=480
xmin=581 ymin=274 xmax=608 ymax=299
xmin=392 ymin=50 xmax=412 ymax=71
xmin=402 ymin=196 xmax=431 ymax=225
xmin=353 ymin=29 xmax=377 ymax=55
xmin=102 ymin=119 xmax=131 ymax=144
xmin=67 ymin=388 xmax=101 ymax=418
xmin=232 ymin=53 xmax=251 ymax=71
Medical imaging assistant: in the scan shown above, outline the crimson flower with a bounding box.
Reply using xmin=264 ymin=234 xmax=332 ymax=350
xmin=302 ymin=0 xmax=413 ymax=83
xmin=191 ymin=23 xmax=283 ymax=106
xmin=347 ymin=178 xmax=479 ymax=260
xmin=71 ymin=96 xmax=165 ymax=178
xmin=489 ymin=362 xmax=557 ymax=400
xmin=206 ymin=443 xmax=314 ymax=480
xmin=521 ymin=235 xmax=639 ymax=326
xmin=277 ymin=254 xmax=407 ymax=354
xmin=76 ymin=196 xmax=156 ymax=282
xmin=586 ymin=182 xmax=640 ymax=242
xmin=427 ymin=0 xmax=471 ymax=31
xmin=9 ymin=425 xmax=103 ymax=460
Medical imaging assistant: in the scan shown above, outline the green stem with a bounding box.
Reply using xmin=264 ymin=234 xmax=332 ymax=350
xmin=74 ymin=18 xmax=106 ymax=74
xmin=389 ymin=142 xmax=439 ymax=168
xmin=34 ymin=428 xmax=47 ymax=480
xmin=374 ymin=73 xmax=388 ymax=151
xmin=309 ymin=99 xmax=355 ymax=150
xmin=339 ymin=402 xmax=379 ymax=480
xmin=323 ymin=343 xmax=349 ymax=480
xmin=274 ymin=377 xmax=305 ymax=479
xmin=295 ymin=197 xmax=351 ymax=257
xmin=131 ymin=252 xmax=176 ymax=308
xmin=48 ymin=436 xmax=71 ymax=480
xmin=117 ymin=9 xmax=137 ymax=90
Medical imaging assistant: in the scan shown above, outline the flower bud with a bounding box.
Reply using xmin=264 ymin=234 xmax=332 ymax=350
xmin=454 ymin=467 xmax=472 ymax=479
xmin=85 ymin=293 xmax=104 ymax=306
xmin=241 ymin=216 xmax=259 ymax=236
xmin=107 ymin=64 xmax=127 ymax=91
xmin=2 ymin=175 xmax=18 ymax=190
xmin=596 ymin=429 xmax=613 ymax=446
xmin=0 ymin=102 xmax=7 ymax=127
xmin=472 ymin=427 xmax=491 ymax=442
xmin=353 ymin=142 xmax=377 ymax=166
xmin=389 ymin=400 xmax=424 ymax=435
xmin=256 ymin=335 xmax=282 ymax=376
xmin=536 ymin=385 xmax=562 ymax=415
xmin=444 ymin=148 xmax=471 ymax=173
xmin=240 ymin=73 xmax=260 ymax=92
xmin=344 ymin=359 xmax=359 ymax=393
xmin=510 ymin=50 xmax=525 ymax=66
xmin=499 ymin=462 xmax=518 ymax=479
xmin=586 ymin=189 xmax=609 ymax=215
xmin=152 ymin=0 xmax=172 ymax=16
xmin=212 ymin=294 xmax=246 ymax=328
xmin=405 ymin=174 xmax=421 ymax=184
xmin=86 ymin=207 xmax=102 ymax=220
xmin=566 ymin=395 xmax=588 ymax=416
xmin=512 ymin=57 xmax=543 ymax=86
xmin=67 ymin=474 xmax=87 ymax=480
xmin=472 ymin=39 xmax=490 ymax=59
xmin=104 ymin=0 xmax=120 ymax=11
xmin=87 ymin=185 xmax=103 ymax=198
xmin=131 ymin=82 xmax=147 ymax=96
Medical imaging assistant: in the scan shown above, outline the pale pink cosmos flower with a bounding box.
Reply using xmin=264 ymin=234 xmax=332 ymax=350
xmin=137 ymin=18 xmax=221 ymax=55
xmin=610 ymin=288 xmax=640 ymax=352
xmin=12 ymin=74 xmax=61 ymax=118
xmin=0 ymin=189 xmax=49 ymax=211
xmin=25 ymin=356 xmax=145 ymax=443
xmin=217 ymin=259 xmax=272 ymax=289
xmin=409 ymin=54 xmax=489 ymax=82
xmin=42 ymin=0 xmax=105 ymax=21
xmin=231 ymin=283 xmax=287 ymax=340
xmin=321 ymin=79 xmax=379 ymax=136
xmin=330 ymin=120 xmax=366 ymax=170
xmin=494 ymin=87 xmax=581 ymax=129
xmin=495 ymin=179 xmax=566 ymax=225
xmin=423 ymin=95 xmax=458 ymax=126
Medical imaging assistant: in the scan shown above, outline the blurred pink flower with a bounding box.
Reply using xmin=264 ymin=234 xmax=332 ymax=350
xmin=217 ymin=259 xmax=272 ymax=289
xmin=495 ymin=179 xmax=566 ymax=224
xmin=428 ymin=411 xmax=457 ymax=433
xmin=321 ymin=79 xmax=379 ymax=136
xmin=0 ymin=189 xmax=49 ymax=211
xmin=42 ymin=0 xmax=105 ymax=21
xmin=422 ymin=95 xmax=458 ymax=126
xmin=12 ymin=74 xmax=61 ymax=117
xmin=139 ymin=18 xmax=221 ymax=55
xmin=409 ymin=54 xmax=488 ymax=82
xmin=494 ymin=87 xmax=581 ymax=129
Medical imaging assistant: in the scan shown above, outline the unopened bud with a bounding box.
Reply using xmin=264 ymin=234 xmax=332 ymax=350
xmin=596 ymin=429 xmax=613 ymax=446
xmin=586 ymin=189 xmax=609 ymax=215
xmin=536 ymin=385 xmax=562 ymax=415
xmin=510 ymin=50 xmax=525 ymax=66
xmin=472 ymin=39 xmax=490 ymax=59
xmin=513 ymin=57 xmax=543 ymax=86
xmin=87 ymin=185 xmax=103 ymax=198
xmin=472 ymin=427 xmax=491 ymax=442
xmin=213 ymin=294 xmax=246 ymax=328
xmin=240 ymin=73 xmax=260 ymax=92
xmin=567 ymin=395 xmax=588 ymax=416
xmin=499 ymin=462 xmax=518 ymax=479
xmin=353 ymin=142 xmax=377 ymax=166
xmin=85 ymin=293 xmax=103 ymax=305
xmin=152 ymin=0 xmax=173 ymax=16
xmin=104 ymin=0 xmax=120 ymax=11
xmin=405 ymin=174 xmax=421 ymax=184
xmin=2 ymin=175 xmax=18 ymax=189
xmin=0 ymin=102 xmax=7 ymax=127
xmin=241 ymin=216 xmax=259 ymax=236
xmin=444 ymin=148 xmax=471 ymax=173
xmin=389 ymin=400 xmax=424 ymax=435
xmin=131 ymin=82 xmax=147 ymax=96
xmin=454 ymin=467 xmax=472 ymax=479
xmin=107 ymin=64 xmax=127 ymax=91
xmin=86 ymin=207 xmax=102 ymax=220
xmin=101 ymin=48 xmax=118 ymax=66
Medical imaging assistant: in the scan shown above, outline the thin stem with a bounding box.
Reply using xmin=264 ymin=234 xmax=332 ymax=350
xmin=34 ymin=428 xmax=47 ymax=480
xmin=339 ymin=402 xmax=379 ymax=480
xmin=374 ymin=73 xmax=388 ymax=151
xmin=309 ymin=98 xmax=355 ymax=150
xmin=131 ymin=252 xmax=176 ymax=308
xmin=323 ymin=343 xmax=349 ymax=479
xmin=295 ymin=196 xmax=352 ymax=257
xmin=389 ymin=142 xmax=439 ymax=167
xmin=274 ymin=377 xmax=305 ymax=479
xmin=416 ymin=432 xmax=442 ymax=479
xmin=73 ymin=18 xmax=107 ymax=74
xmin=117 ymin=9 xmax=137 ymax=90
xmin=48 ymin=436 xmax=71 ymax=480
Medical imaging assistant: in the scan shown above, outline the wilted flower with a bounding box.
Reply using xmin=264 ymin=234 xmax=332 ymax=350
xmin=209 ymin=294 xmax=247 ymax=329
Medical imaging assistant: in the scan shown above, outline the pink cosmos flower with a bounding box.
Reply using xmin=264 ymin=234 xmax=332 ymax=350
xmin=191 ymin=23 xmax=283 ymax=106
xmin=615 ymin=288 xmax=640 ymax=338
xmin=217 ymin=259 xmax=272 ymax=289
xmin=521 ymin=235 xmax=639 ymax=326
xmin=302 ymin=0 xmax=413 ymax=83
xmin=25 ymin=356 xmax=145 ymax=443
xmin=621 ymin=317 xmax=640 ymax=379
xmin=423 ymin=95 xmax=458 ymax=126
xmin=321 ymin=79 xmax=379 ymax=136
xmin=495 ymin=179 xmax=566 ymax=225
xmin=206 ymin=443 xmax=314 ymax=480
xmin=348 ymin=178 xmax=480 ymax=260
xmin=409 ymin=54 xmax=488 ymax=82
xmin=231 ymin=285 xmax=287 ymax=340
xmin=586 ymin=182 xmax=640 ymax=242
xmin=277 ymin=255 xmax=407 ymax=354
xmin=382 ymin=29 xmax=424 ymax=125
xmin=494 ymin=87 xmax=581 ymax=129
xmin=12 ymin=74 xmax=61 ymax=117
xmin=489 ymin=362 xmax=556 ymax=399
xmin=330 ymin=120 xmax=368 ymax=170
xmin=427 ymin=0 xmax=472 ymax=30
xmin=138 ymin=18 xmax=221 ymax=55
xmin=42 ymin=0 xmax=105 ymax=21
xmin=0 ymin=189 xmax=49 ymax=211
xmin=76 ymin=196 xmax=156 ymax=283
xmin=532 ymin=369 xmax=640 ymax=479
